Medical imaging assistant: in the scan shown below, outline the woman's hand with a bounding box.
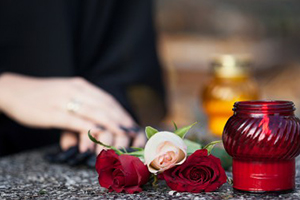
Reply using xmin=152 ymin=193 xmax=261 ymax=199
xmin=0 ymin=73 xmax=142 ymax=151
xmin=61 ymin=129 xmax=146 ymax=155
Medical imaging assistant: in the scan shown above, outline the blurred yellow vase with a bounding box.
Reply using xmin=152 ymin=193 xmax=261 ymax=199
xmin=201 ymin=55 xmax=259 ymax=137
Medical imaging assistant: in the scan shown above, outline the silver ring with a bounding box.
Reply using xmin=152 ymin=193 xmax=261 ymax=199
xmin=66 ymin=99 xmax=82 ymax=113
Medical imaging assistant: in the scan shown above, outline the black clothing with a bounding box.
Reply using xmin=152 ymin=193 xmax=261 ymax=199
xmin=0 ymin=0 xmax=165 ymax=156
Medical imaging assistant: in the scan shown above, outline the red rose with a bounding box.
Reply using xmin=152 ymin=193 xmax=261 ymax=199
xmin=95 ymin=150 xmax=150 ymax=194
xmin=162 ymin=149 xmax=227 ymax=193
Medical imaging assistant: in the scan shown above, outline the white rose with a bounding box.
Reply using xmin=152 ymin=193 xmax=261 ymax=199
xmin=144 ymin=131 xmax=187 ymax=174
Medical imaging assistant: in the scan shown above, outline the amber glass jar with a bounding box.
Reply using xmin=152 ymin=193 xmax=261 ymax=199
xmin=223 ymin=101 xmax=300 ymax=193
xmin=202 ymin=55 xmax=259 ymax=137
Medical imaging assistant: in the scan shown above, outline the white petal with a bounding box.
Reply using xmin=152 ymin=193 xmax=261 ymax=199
xmin=156 ymin=142 xmax=179 ymax=157
xmin=144 ymin=131 xmax=187 ymax=173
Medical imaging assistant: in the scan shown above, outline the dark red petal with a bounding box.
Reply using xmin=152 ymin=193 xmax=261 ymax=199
xmin=131 ymin=158 xmax=150 ymax=185
xmin=187 ymin=149 xmax=208 ymax=162
xmin=205 ymin=168 xmax=227 ymax=191
xmin=98 ymin=170 xmax=114 ymax=189
xmin=181 ymin=166 xmax=193 ymax=179
xmin=163 ymin=166 xmax=187 ymax=189
xmin=112 ymin=169 xmax=125 ymax=187
xmin=189 ymin=167 xmax=204 ymax=182
xmin=163 ymin=149 xmax=228 ymax=193
xmin=95 ymin=150 xmax=119 ymax=174
xmin=118 ymin=155 xmax=140 ymax=186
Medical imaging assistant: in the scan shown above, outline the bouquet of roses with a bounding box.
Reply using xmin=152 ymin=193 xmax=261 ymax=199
xmin=88 ymin=122 xmax=227 ymax=194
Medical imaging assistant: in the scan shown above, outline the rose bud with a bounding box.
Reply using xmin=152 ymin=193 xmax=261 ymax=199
xmin=96 ymin=150 xmax=150 ymax=194
xmin=162 ymin=149 xmax=227 ymax=193
xmin=144 ymin=131 xmax=187 ymax=174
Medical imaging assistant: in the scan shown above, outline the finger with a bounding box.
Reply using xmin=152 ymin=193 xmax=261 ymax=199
xmin=74 ymin=107 xmax=128 ymax=138
xmin=119 ymin=125 xmax=140 ymax=138
xmin=132 ymin=132 xmax=147 ymax=148
xmin=79 ymin=95 xmax=135 ymax=128
xmin=75 ymin=79 xmax=117 ymax=105
xmin=79 ymin=130 xmax=98 ymax=153
xmin=74 ymin=82 xmax=136 ymax=128
xmin=114 ymin=134 xmax=130 ymax=149
xmin=96 ymin=131 xmax=114 ymax=154
xmin=60 ymin=131 xmax=78 ymax=151
xmin=55 ymin=112 xmax=97 ymax=133
xmin=66 ymin=79 xmax=136 ymax=134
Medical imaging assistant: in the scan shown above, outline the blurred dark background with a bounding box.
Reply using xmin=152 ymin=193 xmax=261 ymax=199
xmin=152 ymin=0 xmax=300 ymax=128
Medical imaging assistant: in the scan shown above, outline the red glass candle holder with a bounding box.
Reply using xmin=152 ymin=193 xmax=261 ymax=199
xmin=223 ymin=100 xmax=300 ymax=193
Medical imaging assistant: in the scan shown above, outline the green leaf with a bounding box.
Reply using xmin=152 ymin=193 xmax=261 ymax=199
xmin=172 ymin=121 xmax=178 ymax=131
xmin=174 ymin=122 xmax=197 ymax=138
xmin=88 ymin=131 xmax=123 ymax=155
xmin=145 ymin=126 xmax=159 ymax=139
xmin=211 ymin=147 xmax=232 ymax=170
xmin=121 ymin=147 xmax=128 ymax=154
xmin=128 ymin=150 xmax=145 ymax=162
xmin=203 ymin=140 xmax=222 ymax=155
xmin=127 ymin=150 xmax=144 ymax=157
xmin=184 ymin=139 xmax=202 ymax=155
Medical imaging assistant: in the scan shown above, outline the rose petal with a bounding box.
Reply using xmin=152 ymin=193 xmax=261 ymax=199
xmin=150 ymin=142 xmax=179 ymax=170
xmin=155 ymin=142 xmax=179 ymax=158
xmin=131 ymin=159 xmax=150 ymax=185
xmin=95 ymin=150 xmax=150 ymax=194
xmin=162 ymin=149 xmax=227 ymax=193
xmin=180 ymin=166 xmax=193 ymax=180
xmin=176 ymin=149 xmax=186 ymax=165
xmin=118 ymin=154 xmax=150 ymax=187
xmin=118 ymin=155 xmax=139 ymax=186
xmin=112 ymin=169 xmax=125 ymax=188
xmin=96 ymin=150 xmax=119 ymax=174
xmin=98 ymin=170 xmax=114 ymax=188
xmin=96 ymin=150 xmax=121 ymax=190
xmin=186 ymin=149 xmax=208 ymax=162
xmin=144 ymin=131 xmax=187 ymax=173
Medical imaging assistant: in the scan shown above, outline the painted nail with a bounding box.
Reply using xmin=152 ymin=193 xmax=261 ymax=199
xmin=96 ymin=125 xmax=106 ymax=130
xmin=129 ymin=126 xmax=141 ymax=133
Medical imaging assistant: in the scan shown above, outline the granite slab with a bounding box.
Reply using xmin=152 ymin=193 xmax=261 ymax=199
xmin=0 ymin=147 xmax=300 ymax=200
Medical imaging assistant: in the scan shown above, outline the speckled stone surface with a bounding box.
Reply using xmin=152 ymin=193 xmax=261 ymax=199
xmin=1 ymin=147 xmax=300 ymax=200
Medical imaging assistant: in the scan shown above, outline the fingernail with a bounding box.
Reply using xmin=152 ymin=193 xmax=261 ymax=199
xmin=129 ymin=126 xmax=141 ymax=133
xmin=119 ymin=125 xmax=141 ymax=133
xmin=119 ymin=125 xmax=130 ymax=132
xmin=96 ymin=125 xmax=105 ymax=130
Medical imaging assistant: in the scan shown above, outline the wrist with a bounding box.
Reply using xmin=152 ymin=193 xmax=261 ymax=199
xmin=0 ymin=72 xmax=16 ymax=112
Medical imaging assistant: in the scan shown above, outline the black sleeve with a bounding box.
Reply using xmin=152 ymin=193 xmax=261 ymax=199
xmin=76 ymin=0 xmax=166 ymax=123
xmin=0 ymin=68 xmax=5 ymax=75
